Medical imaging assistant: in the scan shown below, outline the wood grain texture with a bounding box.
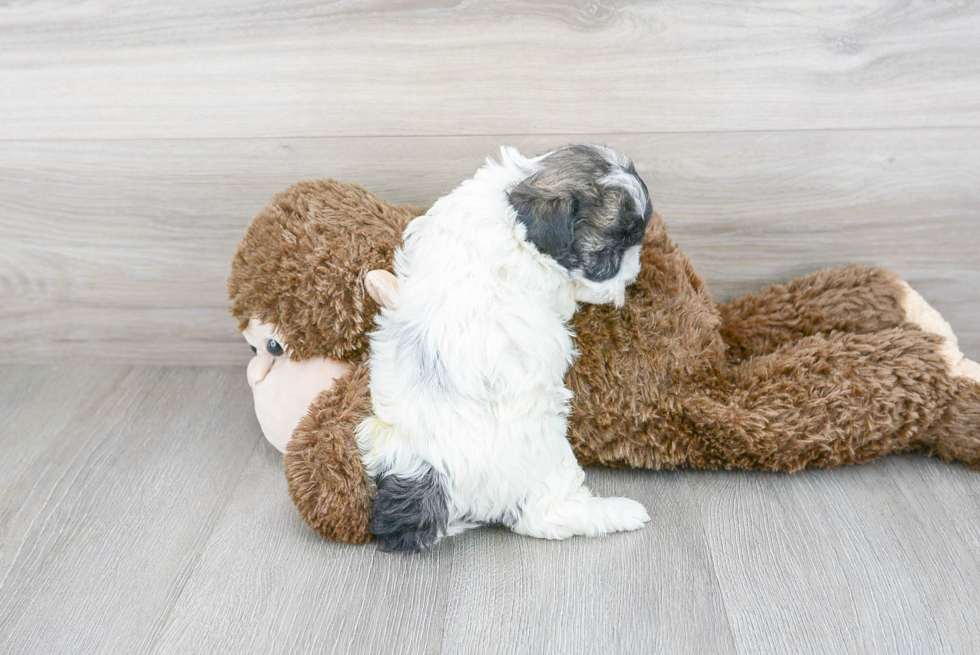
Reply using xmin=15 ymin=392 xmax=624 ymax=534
xmin=687 ymin=457 xmax=980 ymax=655
xmin=2 ymin=0 xmax=979 ymax=139
xmin=439 ymin=469 xmax=737 ymax=655
xmin=911 ymin=457 xmax=980 ymax=571
xmin=0 ymin=366 xmax=261 ymax=654
xmin=151 ymin=442 xmax=457 ymax=655
xmin=4 ymin=366 xmax=980 ymax=653
xmin=149 ymin=441 xmax=737 ymax=654
xmin=2 ymin=129 xmax=978 ymax=364
xmin=4 ymin=0 xmax=978 ymax=649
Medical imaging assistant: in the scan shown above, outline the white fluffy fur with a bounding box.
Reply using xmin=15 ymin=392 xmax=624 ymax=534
xmin=357 ymin=147 xmax=650 ymax=543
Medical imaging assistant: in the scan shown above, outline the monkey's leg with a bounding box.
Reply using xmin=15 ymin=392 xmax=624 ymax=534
xmin=719 ymin=264 xmax=908 ymax=361
xmin=284 ymin=363 xmax=376 ymax=544
xmin=686 ymin=327 xmax=980 ymax=471
xmin=721 ymin=263 xmax=980 ymax=380
xmin=916 ymin=377 xmax=980 ymax=468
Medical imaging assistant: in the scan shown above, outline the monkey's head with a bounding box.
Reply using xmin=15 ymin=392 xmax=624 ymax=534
xmin=228 ymin=178 xmax=423 ymax=451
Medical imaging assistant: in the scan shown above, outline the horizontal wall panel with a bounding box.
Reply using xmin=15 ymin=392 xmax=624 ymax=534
xmin=1 ymin=129 xmax=977 ymax=364
xmin=1 ymin=0 xmax=979 ymax=139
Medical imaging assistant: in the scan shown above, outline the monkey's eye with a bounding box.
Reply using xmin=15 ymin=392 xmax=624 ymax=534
xmin=266 ymin=339 xmax=284 ymax=357
xmin=249 ymin=345 xmax=257 ymax=354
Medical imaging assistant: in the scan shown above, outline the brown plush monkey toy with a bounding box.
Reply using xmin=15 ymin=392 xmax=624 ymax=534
xmin=228 ymin=179 xmax=980 ymax=545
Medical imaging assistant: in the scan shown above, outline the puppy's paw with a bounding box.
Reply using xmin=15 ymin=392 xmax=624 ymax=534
xmin=511 ymin=493 xmax=650 ymax=539
xmin=369 ymin=465 xmax=450 ymax=553
xmin=596 ymin=496 xmax=651 ymax=534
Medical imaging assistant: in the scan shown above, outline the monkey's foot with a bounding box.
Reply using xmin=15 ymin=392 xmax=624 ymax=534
xmin=900 ymin=281 xmax=980 ymax=382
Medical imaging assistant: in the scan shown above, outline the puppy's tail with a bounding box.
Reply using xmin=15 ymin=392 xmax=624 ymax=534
xmin=369 ymin=463 xmax=451 ymax=553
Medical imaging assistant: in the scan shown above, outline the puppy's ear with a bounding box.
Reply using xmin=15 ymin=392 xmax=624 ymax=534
xmin=508 ymin=181 xmax=577 ymax=264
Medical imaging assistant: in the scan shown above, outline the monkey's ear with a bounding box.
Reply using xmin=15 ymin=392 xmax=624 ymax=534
xmin=508 ymin=181 xmax=577 ymax=265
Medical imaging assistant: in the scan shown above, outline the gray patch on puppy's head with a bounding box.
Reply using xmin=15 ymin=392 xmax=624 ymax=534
xmin=507 ymin=144 xmax=653 ymax=283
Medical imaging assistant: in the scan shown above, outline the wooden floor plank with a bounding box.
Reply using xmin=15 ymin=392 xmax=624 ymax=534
xmin=0 ymin=365 xmax=133 ymax=497
xmin=3 ymin=366 xmax=979 ymax=652
xmin=153 ymin=451 xmax=736 ymax=654
xmin=2 ymin=129 xmax=977 ymax=364
xmin=2 ymin=1 xmax=979 ymax=139
xmin=151 ymin=442 xmax=455 ymax=655
xmin=689 ymin=456 xmax=980 ymax=655
xmin=911 ymin=458 xmax=980 ymax=571
xmin=439 ymin=468 xmax=738 ymax=655
xmin=0 ymin=366 xmax=261 ymax=654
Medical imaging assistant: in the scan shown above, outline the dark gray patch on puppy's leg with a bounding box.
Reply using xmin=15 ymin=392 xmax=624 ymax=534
xmin=370 ymin=464 xmax=450 ymax=553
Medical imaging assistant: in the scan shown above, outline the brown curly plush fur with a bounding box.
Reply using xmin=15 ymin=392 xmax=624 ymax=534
xmin=285 ymin=364 xmax=376 ymax=544
xmin=230 ymin=180 xmax=980 ymax=545
xmin=564 ymin=217 xmax=977 ymax=471
xmin=228 ymin=179 xmax=423 ymax=362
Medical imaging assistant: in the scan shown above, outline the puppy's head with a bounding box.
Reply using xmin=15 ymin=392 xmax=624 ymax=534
xmin=506 ymin=144 xmax=652 ymax=307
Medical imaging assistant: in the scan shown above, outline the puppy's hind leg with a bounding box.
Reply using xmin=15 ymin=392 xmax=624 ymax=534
xmin=370 ymin=463 xmax=451 ymax=552
xmin=509 ymin=470 xmax=650 ymax=540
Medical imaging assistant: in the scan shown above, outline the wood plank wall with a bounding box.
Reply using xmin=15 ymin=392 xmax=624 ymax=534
xmin=1 ymin=1 xmax=978 ymax=364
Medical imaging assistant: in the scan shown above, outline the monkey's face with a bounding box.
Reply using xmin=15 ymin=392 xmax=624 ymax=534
xmin=242 ymin=318 xmax=351 ymax=453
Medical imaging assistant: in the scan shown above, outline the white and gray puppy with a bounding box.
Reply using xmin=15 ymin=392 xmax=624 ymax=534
xmin=357 ymin=144 xmax=653 ymax=552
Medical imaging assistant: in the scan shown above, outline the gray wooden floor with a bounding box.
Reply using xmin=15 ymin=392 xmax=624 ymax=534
xmin=2 ymin=365 xmax=980 ymax=654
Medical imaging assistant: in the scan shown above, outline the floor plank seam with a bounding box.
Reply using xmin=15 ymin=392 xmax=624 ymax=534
xmin=331 ymin=546 xmax=382 ymax=655
xmin=3 ymin=124 xmax=980 ymax=145
xmin=0 ymin=366 xmax=143 ymax=598
xmin=683 ymin=474 xmax=743 ymax=655
xmin=139 ymin=433 xmax=264 ymax=655
xmin=907 ymin=459 xmax=980 ymax=574
xmin=430 ymin=541 xmax=456 ymax=655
